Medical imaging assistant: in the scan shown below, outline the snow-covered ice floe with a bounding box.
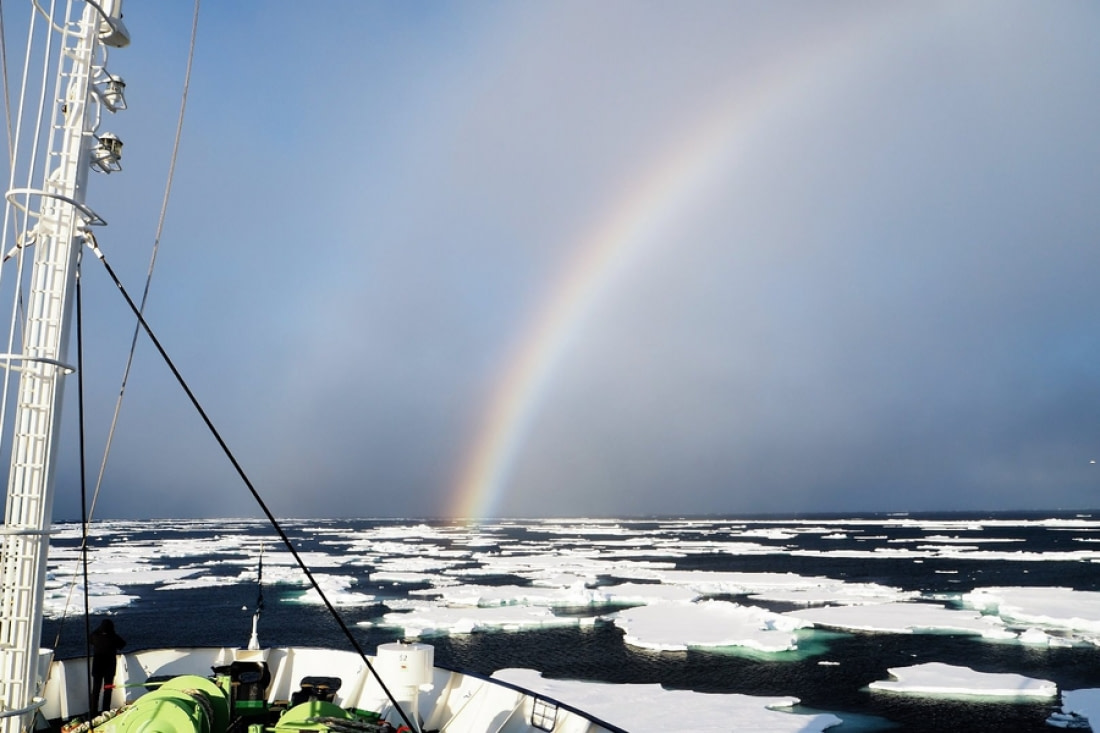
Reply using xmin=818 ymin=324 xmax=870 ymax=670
xmin=868 ymin=662 xmax=1057 ymax=699
xmin=962 ymin=587 xmax=1100 ymax=643
xmin=493 ymin=669 xmax=842 ymax=733
xmin=366 ymin=602 xmax=588 ymax=637
xmin=786 ymin=600 xmax=1013 ymax=639
xmin=610 ymin=600 xmax=809 ymax=652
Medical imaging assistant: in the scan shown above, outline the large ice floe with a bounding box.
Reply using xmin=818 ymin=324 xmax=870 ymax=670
xmin=868 ymin=662 xmax=1057 ymax=698
xmin=493 ymin=669 xmax=842 ymax=733
xmin=786 ymin=600 xmax=1014 ymax=639
xmin=961 ymin=586 xmax=1100 ymax=640
xmin=610 ymin=600 xmax=808 ymax=652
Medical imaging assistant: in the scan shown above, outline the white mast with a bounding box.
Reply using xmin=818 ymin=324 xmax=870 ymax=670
xmin=0 ymin=3 xmax=127 ymax=732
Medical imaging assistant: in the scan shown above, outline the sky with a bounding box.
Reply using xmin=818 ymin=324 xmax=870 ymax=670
xmin=1 ymin=1 xmax=1099 ymax=520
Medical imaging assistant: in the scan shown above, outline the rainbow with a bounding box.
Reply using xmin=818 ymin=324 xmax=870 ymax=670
xmin=447 ymin=9 xmax=905 ymax=520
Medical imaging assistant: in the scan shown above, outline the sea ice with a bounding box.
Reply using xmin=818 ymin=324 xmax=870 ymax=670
xmin=787 ymin=601 xmax=1013 ymax=639
xmin=869 ymin=662 xmax=1057 ymax=699
xmin=370 ymin=571 xmax=444 ymax=584
xmin=42 ymin=567 xmax=201 ymax=617
xmin=641 ymin=569 xmax=840 ymax=595
xmin=962 ymin=587 xmax=1100 ymax=641
xmin=369 ymin=604 xmax=583 ymax=637
xmin=417 ymin=581 xmax=696 ymax=608
xmin=610 ymin=600 xmax=808 ymax=652
xmin=42 ymin=519 xmax=1100 ymax=662
xmin=522 ymin=521 xmax=632 ymax=536
xmin=41 ymin=582 xmax=135 ymax=617
xmin=493 ymin=669 xmax=842 ymax=732
xmin=748 ymin=581 xmax=915 ymax=606
xmin=286 ymin=574 xmax=375 ymax=607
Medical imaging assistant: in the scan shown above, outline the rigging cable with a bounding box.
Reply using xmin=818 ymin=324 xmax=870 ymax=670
xmin=50 ymin=0 xmax=202 ymax=652
xmin=74 ymin=246 xmax=95 ymax=714
xmin=84 ymin=236 xmax=417 ymax=733
xmin=0 ymin=0 xmax=13 ymax=166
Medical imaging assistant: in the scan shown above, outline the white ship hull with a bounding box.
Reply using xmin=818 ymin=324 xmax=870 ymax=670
xmin=39 ymin=647 xmax=622 ymax=733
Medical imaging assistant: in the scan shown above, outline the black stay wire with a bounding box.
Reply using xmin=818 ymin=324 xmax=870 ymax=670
xmin=75 ymin=248 xmax=95 ymax=714
xmin=83 ymin=236 xmax=416 ymax=732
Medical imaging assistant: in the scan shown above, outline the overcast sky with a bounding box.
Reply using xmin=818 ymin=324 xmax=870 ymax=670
xmin=4 ymin=1 xmax=1100 ymax=520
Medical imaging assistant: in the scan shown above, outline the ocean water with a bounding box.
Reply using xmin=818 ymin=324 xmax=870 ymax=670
xmin=40 ymin=512 xmax=1100 ymax=732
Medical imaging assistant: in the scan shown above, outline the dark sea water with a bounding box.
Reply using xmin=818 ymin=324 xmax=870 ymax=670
xmin=40 ymin=512 xmax=1100 ymax=732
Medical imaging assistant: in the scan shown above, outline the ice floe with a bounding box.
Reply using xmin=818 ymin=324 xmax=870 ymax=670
xmin=287 ymin=574 xmax=376 ymax=607
xmin=413 ymin=581 xmax=696 ymax=608
xmin=787 ymin=601 xmax=1013 ymax=639
xmin=962 ymin=587 xmax=1100 ymax=641
xmin=610 ymin=600 xmax=808 ymax=652
xmin=370 ymin=604 xmax=584 ymax=637
xmin=868 ymin=662 xmax=1057 ymax=698
xmin=493 ymin=668 xmax=842 ymax=733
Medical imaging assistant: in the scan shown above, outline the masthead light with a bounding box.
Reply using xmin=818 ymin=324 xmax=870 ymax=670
xmin=90 ymin=133 xmax=123 ymax=173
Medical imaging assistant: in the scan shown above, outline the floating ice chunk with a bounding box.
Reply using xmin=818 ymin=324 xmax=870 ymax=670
xmin=43 ymin=565 xmax=206 ymax=616
xmin=418 ymin=583 xmax=588 ymax=607
xmin=962 ymin=587 xmax=1100 ymax=638
xmin=371 ymin=571 xmax=444 ymax=584
xmin=527 ymin=573 xmax=592 ymax=588
xmin=1018 ymin=628 xmax=1055 ymax=646
xmin=370 ymin=556 xmax=463 ymax=573
xmin=375 ymin=604 xmax=581 ymax=636
xmin=750 ymin=582 xmax=915 ymax=607
xmin=611 ymin=600 xmax=809 ymax=652
xmin=419 ymin=581 xmax=696 ymax=608
xmin=493 ymin=669 xmax=842 ymax=732
xmin=157 ymin=575 xmax=243 ymax=591
xmin=905 ymin=534 xmax=1024 ymax=545
xmin=869 ymin=662 xmax=1057 ymax=699
xmin=788 ymin=601 xmax=1012 ymax=638
xmin=648 ymin=570 xmax=838 ymax=595
xmin=50 ymin=566 xmax=202 ymax=589
xmin=250 ymin=545 xmax=349 ymax=567
xmin=1045 ymin=710 xmax=1091 ymax=729
xmin=41 ymin=583 xmax=135 ymax=617
xmin=467 ymin=552 xmax=675 ymax=581
xmin=786 ymin=545 xmax=1100 ymax=562
xmin=597 ymin=582 xmax=699 ymax=604
xmin=740 ymin=527 xmax=798 ymax=540
xmin=287 ymin=574 xmax=375 ymax=607
xmin=523 ymin=521 xmax=632 ymax=536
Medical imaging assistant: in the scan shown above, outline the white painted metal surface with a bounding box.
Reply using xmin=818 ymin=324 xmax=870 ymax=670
xmin=0 ymin=3 xmax=126 ymax=732
xmin=37 ymin=647 xmax=621 ymax=733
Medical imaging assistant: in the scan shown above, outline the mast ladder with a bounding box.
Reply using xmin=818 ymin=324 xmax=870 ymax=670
xmin=0 ymin=3 xmax=121 ymax=731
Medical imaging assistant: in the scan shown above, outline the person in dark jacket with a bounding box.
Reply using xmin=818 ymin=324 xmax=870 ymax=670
xmin=89 ymin=619 xmax=126 ymax=714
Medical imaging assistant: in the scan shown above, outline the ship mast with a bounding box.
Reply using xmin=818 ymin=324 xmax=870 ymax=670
xmin=0 ymin=3 xmax=127 ymax=732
